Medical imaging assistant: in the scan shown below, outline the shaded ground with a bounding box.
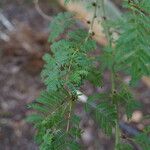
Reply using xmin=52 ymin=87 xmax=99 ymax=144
xmin=0 ymin=0 xmax=57 ymax=149
xmin=0 ymin=0 xmax=149 ymax=150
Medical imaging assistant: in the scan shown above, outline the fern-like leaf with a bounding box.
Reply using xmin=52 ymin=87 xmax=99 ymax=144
xmin=48 ymin=12 xmax=74 ymax=42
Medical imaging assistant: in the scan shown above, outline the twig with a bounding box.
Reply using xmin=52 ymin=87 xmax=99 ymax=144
xmin=119 ymin=122 xmax=139 ymax=136
xmin=89 ymin=1 xmax=98 ymax=34
xmin=0 ymin=12 xmax=15 ymax=31
xmin=34 ymin=0 xmax=52 ymax=21
xmin=85 ymin=0 xmax=98 ymax=41
xmin=66 ymin=101 xmax=72 ymax=132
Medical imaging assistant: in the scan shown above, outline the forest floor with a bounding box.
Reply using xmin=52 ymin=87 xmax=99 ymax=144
xmin=0 ymin=0 xmax=149 ymax=150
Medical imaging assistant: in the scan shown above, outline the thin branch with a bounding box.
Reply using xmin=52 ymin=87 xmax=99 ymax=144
xmin=34 ymin=0 xmax=52 ymax=21
xmin=66 ymin=101 xmax=72 ymax=132
xmin=0 ymin=12 xmax=15 ymax=31
xmin=85 ymin=0 xmax=98 ymax=41
xmin=101 ymin=0 xmax=112 ymax=47
xmin=89 ymin=0 xmax=98 ymax=34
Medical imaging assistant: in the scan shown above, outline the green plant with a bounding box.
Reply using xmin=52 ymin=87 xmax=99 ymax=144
xmin=27 ymin=0 xmax=150 ymax=149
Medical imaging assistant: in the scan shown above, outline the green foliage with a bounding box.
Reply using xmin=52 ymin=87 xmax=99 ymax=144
xmin=64 ymin=0 xmax=71 ymax=4
xmin=134 ymin=124 xmax=150 ymax=150
xmin=87 ymin=68 xmax=103 ymax=86
xmin=27 ymin=0 xmax=150 ymax=149
xmin=134 ymin=133 xmax=150 ymax=150
xmin=117 ymin=143 xmax=133 ymax=150
xmin=27 ymin=11 xmax=96 ymax=149
xmin=112 ymin=83 xmax=140 ymax=119
xmin=28 ymin=89 xmax=81 ymax=150
xmin=85 ymin=93 xmax=117 ymax=135
xmin=100 ymin=47 xmax=115 ymax=71
xmin=113 ymin=1 xmax=150 ymax=85
xmin=42 ymin=27 xmax=96 ymax=92
xmin=48 ymin=12 xmax=75 ymax=42
xmin=40 ymin=130 xmax=53 ymax=150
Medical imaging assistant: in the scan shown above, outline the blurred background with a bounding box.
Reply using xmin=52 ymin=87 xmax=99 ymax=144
xmin=0 ymin=0 xmax=149 ymax=150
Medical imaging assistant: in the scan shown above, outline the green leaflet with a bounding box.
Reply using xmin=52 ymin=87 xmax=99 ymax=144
xmin=95 ymin=102 xmax=116 ymax=135
xmin=26 ymin=114 xmax=43 ymax=123
xmin=40 ymin=130 xmax=53 ymax=150
xmin=113 ymin=1 xmax=150 ymax=84
xmin=68 ymin=29 xmax=96 ymax=52
xmin=64 ymin=0 xmax=71 ymax=4
xmin=117 ymin=143 xmax=133 ymax=150
xmin=85 ymin=93 xmax=117 ymax=135
xmin=42 ymin=28 xmax=96 ymax=92
xmin=134 ymin=133 xmax=150 ymax=150
xmin=48 ymin=12 xmax=75 ymax=42
xmin=87 ymin=67 xmax=103 ymax=86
